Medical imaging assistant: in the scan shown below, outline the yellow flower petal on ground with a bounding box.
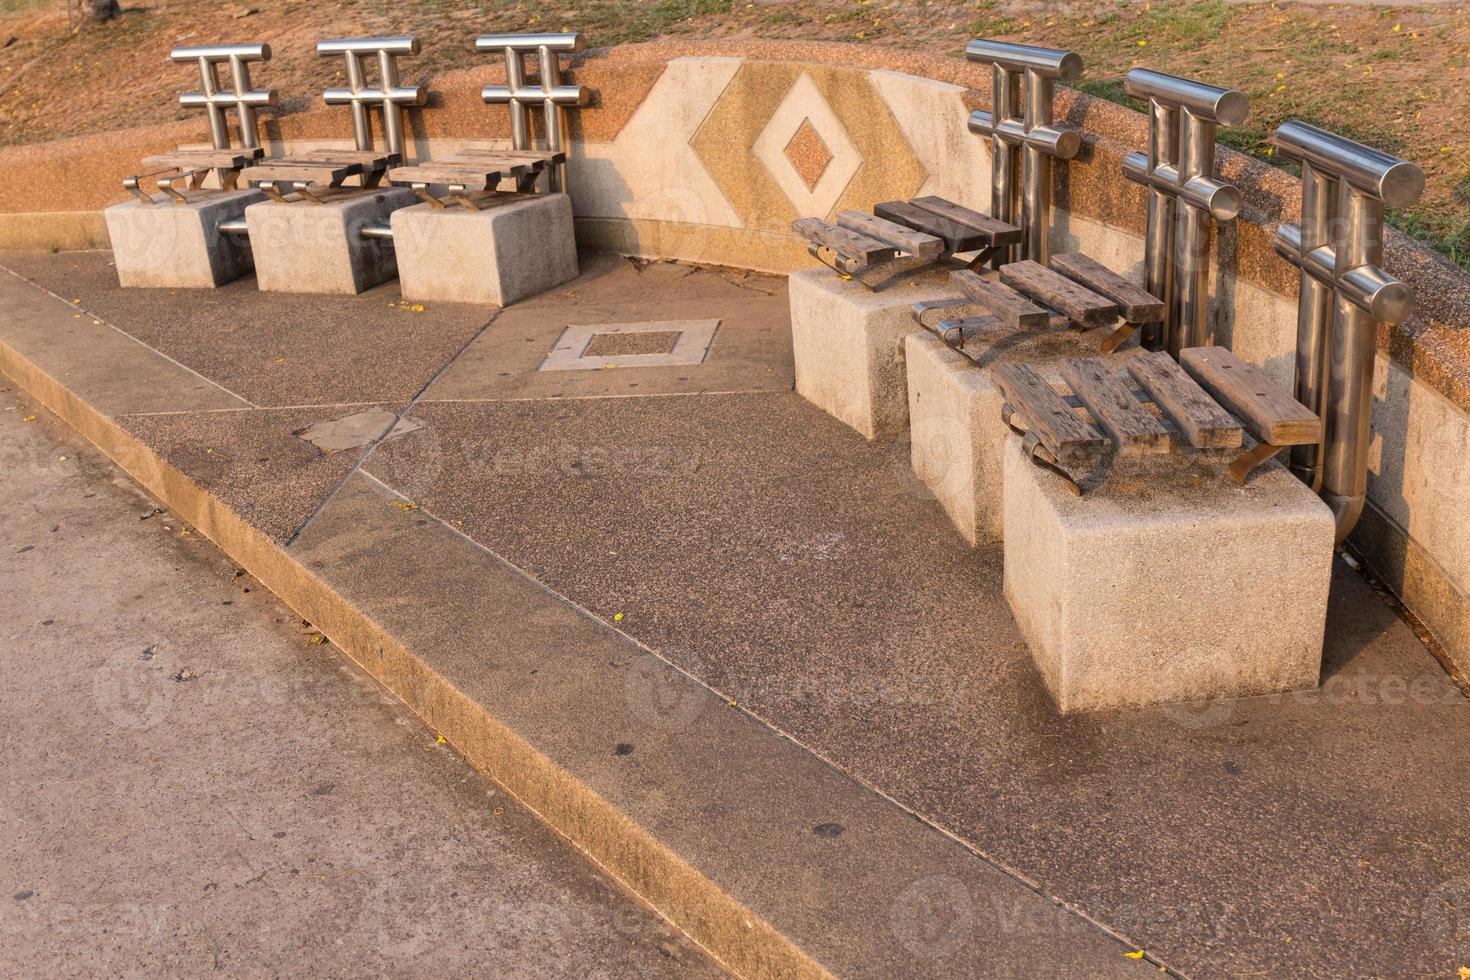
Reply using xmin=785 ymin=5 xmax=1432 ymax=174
xmin=614 ymin=612 xmax=624 ymax=622
xmin=1125 ymin=949 xmax=1145 ymax=959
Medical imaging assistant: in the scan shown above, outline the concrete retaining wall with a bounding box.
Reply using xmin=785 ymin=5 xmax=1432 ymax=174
xmin=2 ymin=38 xmax=1468 ymax=680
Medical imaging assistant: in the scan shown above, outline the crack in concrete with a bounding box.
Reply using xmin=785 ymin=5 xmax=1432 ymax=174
xmin=281 ymin=307 xmax=504 ymax=549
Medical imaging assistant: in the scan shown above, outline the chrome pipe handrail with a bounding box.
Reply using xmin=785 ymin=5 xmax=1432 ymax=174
xmin=170 ymin=42 xmax=275 ymax=151
xmin=1271 ymin=120 xmax=1424 ymax=544
xmin=966 ymin=38 xmax=1083 ymax=267
xmin=476 ymin=32 xmax=588 ymax=194
xmin=963 ymin=40 xmax=1082 ymax=80
xmin=1273 ymin=120 xmax=1424 ymax=207
xmin=1122 ymin=68 xmax=1249 ymax=355
xmin=316 ymin=36 xmax=427 ymax=160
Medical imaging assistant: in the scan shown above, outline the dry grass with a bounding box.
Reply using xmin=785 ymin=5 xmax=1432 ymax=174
xmin=0 ymin=0 xmax=1465 ymax=266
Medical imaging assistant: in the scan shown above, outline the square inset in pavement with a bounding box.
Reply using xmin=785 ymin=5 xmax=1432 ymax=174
xmin=583 ymin=330 xmax=682 ymax=358
xmin=540 ymin=320 xmax=719 ymax=372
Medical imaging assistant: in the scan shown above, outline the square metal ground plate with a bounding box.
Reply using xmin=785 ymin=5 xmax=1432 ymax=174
xmin=539 ymin=319 xmax=719 ymax=371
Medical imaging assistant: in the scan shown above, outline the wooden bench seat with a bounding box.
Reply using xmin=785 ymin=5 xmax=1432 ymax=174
xmin=1000 ymin=260 xmax=1119 ymax=328
xmin=140 ymin=147 xmax=265 ymax=172
xmin=994 ymin=347 xmax=1314 ymax=491
xmin=791 ymin=218 xmax=897 ymax=269
xmin=834 ymin=210 xmax=945 ymax=260
xmin=240 ymin=148 xmax=398 ymax=201
xmin=1051 ymin=253 xmax=1164 ymax=324
xmin=950 ymin=269 xmax=1049 ymax=330
xmin=386 ymin=149 xmax=562 ymax=209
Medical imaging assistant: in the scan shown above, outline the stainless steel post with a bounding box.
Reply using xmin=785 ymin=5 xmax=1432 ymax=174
xmin=1122 ymin=69 xmax=1247 ymax=354
xmin=318 ymin=37 xmax=428 ymax=162
xmin=1021 ymin=69 xmax=1053 ymax=264
xmin=1140 ymin=97 xmax=1177 ymax=349
xmin=965 ymin=40 xmax=1082 ymax=265
xmin=1271 ymin=119 xmax=1424 ymax=543
xmin=477 ymin=33 xmax=589 ymax=194
xmin=1288 ymin=161 xmax=1335 ymax=490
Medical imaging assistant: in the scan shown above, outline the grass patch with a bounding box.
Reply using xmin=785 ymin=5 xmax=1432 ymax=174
xmin=1136 ymin=0 xmax=1232 ymax=45
xmin=1388 ymin=208 xmax=1470 ymax=270
xmin=574 ymin=0 xmax=735 ymax=45
xmin=1076 ymin=78 xmax=1145 ymax=114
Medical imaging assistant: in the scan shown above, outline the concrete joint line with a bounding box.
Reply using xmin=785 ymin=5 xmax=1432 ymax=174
xmin=282 ymin=308 xmax=505 ymax=548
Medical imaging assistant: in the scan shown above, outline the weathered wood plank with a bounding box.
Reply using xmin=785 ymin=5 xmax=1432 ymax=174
xmin=1050 ymin=253 xmax=1164 ymax=323
xmin=1000 ymin=260 xmax=1120 ymax=327
xmin=992 ymin=362 xmax=1108 ymax=468
xmin=454 ymin=147 xmax=563 ymax=164
xmin=835 ymin=210 xmax=945 ymax=259
xmin=950 ymin=269 xmax=1050 ymax=330
xmin=1126 ymin=351 xmax=1244 ymax=449
xmin=242 ymin=161 xmax=361 ymax=185
xmin=142 ymin=148 xmax=262 ymax=170
xmin=791 ymin=218 xmax=897 ymax=267
xmin=388 ymin=165 xmax=502 ymax=189
xmin=288 ymin=149 xmax=393 ymax=165
xmin=438 ymin=155 xmax=537 ymax=173
xmin=909 ymin=196 xmax=1023 ymax=246
xmin=1180 ymin=346 xmax=1321 ymax=446
xmin=873 ymin=200 xmax=988 ymax=253
xmin=1059 ymin=358 xmax=1170 ymax=455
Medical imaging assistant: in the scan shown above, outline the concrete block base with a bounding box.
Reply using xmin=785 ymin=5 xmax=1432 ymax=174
xmin=105 ymin=190 xmax=264 ymax=289
xmin=905 ymin=327 xmax=1136 ymax=545
xmin=391 ymin=194 xmax=579 ymax=307
xmin=789 ymin=267 xmax=964 ymax=440
xmin=245 ymin=188 xmax=416 ymax=295
xmin=1002 ymin=436 xmax=1334 ymax=713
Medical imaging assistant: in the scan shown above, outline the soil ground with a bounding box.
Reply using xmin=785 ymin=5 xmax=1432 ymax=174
xmin=0 ymin=0 xmax=1466 ymax=267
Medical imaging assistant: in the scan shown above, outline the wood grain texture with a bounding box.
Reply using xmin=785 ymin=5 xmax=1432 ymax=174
xmin=454 ymin=148 xmax=564 ymax=165
xmin=790 ymin=218 xmax=897 ymax=266
xmin=908 ymin=196 xmax=1023 ymax=246
xmin=1126 ymin=351 xmax=1244 ymax=449
xmin=142 ymin=148 xmax=262 ymax=170
xmin=287 ymin=149 xmax=392 ymax=165
xmin=992 ymin=362 xmax=1108 ymax=468
xmin=388 ymin=165 xmax=501 ymax=189
xmin=835 ymin=210 xmax=944 ymax=259
xmin=1060 ymin=357 xmax=1170 ymax=454
xmin=1000 ymin=260 xmax=1120 ymax=327
xmin=873 ymin=200 xmax=987 ymax=253
xmin=1180 ymin=347 xmax=1321 ymax=446
xmin=1050 ymin=253 xmax=1164 ymax=323
xmin=241 ymin=161 xmax=361 ymax=185
xmin=950 ymin=269 xmax=1049 ymax=329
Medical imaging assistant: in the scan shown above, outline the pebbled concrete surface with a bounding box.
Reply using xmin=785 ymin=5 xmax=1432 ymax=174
xmin=421 ymin=253 xmax=794 ymax=403
xmin=0 ymin=381 xmax=720 ymax=978
xmin=367 ymin=390 xmax=1470 ymax=979
xmin=0 ymin=250 xmax=492 ymax=409
xmin=5 ymin=248 xmax=1470 ymax=977
xmin=117 ymin=405 xmax=402 ymax=544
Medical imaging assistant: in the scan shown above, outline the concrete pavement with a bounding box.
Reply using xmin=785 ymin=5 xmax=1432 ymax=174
xmin=0 ymin=382 xmax=720 ymax=977
xmin=1 ymin=249 xmax=1468 ymax=977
